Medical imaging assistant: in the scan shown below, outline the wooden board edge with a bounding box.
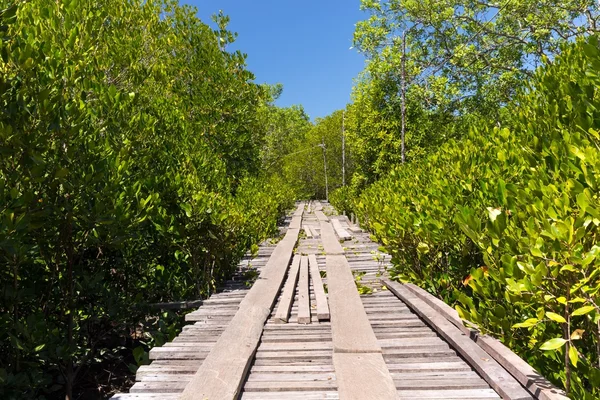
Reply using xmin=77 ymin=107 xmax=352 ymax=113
xmin=382 ymin=278 xmax=532 ymax=400
xmin=273 ymin=256 xmax=302 ymax=324
xmin=401 ymin=282 xmax=568 ymax=400
xmin=308 ymin=254 xmax=330 ymax=321
xmin=297 ymin=256 xmax=311 ymax=325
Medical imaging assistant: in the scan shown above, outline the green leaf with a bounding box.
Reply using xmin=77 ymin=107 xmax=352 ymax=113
xmin=572 ymin=306 xmax=595 ymax=316
xmin=181 ymin=203 xmax=192 ymax=217
xmin=539 ymin=338 xmax=567 ymax=351
xmin=512 ymin=318 xmax=538 ymax=328
xmin=545 ymin=312 xmax=566 ymax=323
xmin=569 ymin=345 xmax=578 ymax=367
xmin=530 ymin=247 xmax=543 ymax=258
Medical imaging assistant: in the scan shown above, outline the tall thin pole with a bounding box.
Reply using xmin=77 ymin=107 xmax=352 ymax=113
xmin=401 ymin=32 xmax=407 ymax=164
xmin=342 ymin=110 xmax=346 ymax=187
xmin=321 ymin=138 xmax=329 ymax=201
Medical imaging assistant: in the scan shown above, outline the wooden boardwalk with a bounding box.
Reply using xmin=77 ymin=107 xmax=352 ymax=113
xmin=112 ymin=202 xmax=568 ymax=400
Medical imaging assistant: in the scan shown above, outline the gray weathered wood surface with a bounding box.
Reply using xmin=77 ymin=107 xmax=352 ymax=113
xmin=331 ymin=218 xmax=352 ymax=241
xmin=273 ymin=256 xmax=301 ymax=323
xmin=401 ymin=283 xmax=568 ymax=400
xmin=308 ymin=254 xmax=330 ymax=321
xmin=383 ymin=279 xmax=532 ymax=400
xmin=113 ymin=201 xmax=560 ymax=400
xmin=297 ymin=256 xmax=311 ymax=324
xmin=178 ymin=203 xmax=304 ymax=400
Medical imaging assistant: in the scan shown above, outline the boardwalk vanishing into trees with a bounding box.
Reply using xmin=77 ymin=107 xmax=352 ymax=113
xmin=110 ymin=202 xmax=569 ymax=400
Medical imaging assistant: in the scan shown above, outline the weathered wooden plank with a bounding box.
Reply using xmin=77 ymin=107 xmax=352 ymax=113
xmin=383 ymin=279 xmax=532 ymax=400
xmin=178 ymin=204 xmax=304 ymax=400
xmin=289 ymin=205 xmax=304 ymax=230
xmin=402 ymin=283 xmax=569 ymax=400
xmin=331 ymin=219 xmax=352 ymax=241
xmin=401 ymin=283 xmax=472 ymax=335
xmin=326 ymin=255 xmax=381 ymax=353
xmin=303 ymin=225 xmax=314 ymax=238
xmin=241 ymin=391 xmax=339 ymax=399
xmin=246 ymin=372 xmax=336 ymax=382
xmin=252 ymin=358 xmax=332 ymax=367
xmin=148 ymin=350 xmax=208 ymax=361
xmin=394 ymin=377 xmax=491 ymax=389
xmin=259 ymin=342 xmax=332 ymax=351
xmin=274 ymin=256 xmax=302 ymax=323
xmin=111 ymin=395 xmax=179 ymax=400
xmin=320 ymin=222 xmax=345 ymax=255
xmin=333 ymin=353 xmax=397 ymax=400
xmin=396 ymin=389 xmax=501 ymax=399
xmin=308 ymin=254 xmax=330 ymax=321
xmin=136 ymin=365 xmax=198 ymax=380
xmin=130 ymin=381 xmax=186 ymax=393
xmin=254 ymin=350 xmax=332 ymax=359
xmin=318 ymin=216 xmax=396 ymax=399
xmin=390 ymin=370 xmax=480 ymax=379
xmin=297 ymin=256 xmax=311 ymax=324
xmin=315 ymin=210 xmax=329 ymax=222
xmin=476 ymin=335 xmax=569 ymax=400
xmin=261 ymin=334 xmax=332 ymax=343
xmin=386 ymin=362 xmax=472 ymax=372
xmin=243 ymin=380 xmax=337 ymax=392
xmin=264 ymin=324 xmax=331 ymax=331
xmin=250 ymin=365 xmax=336 ymax=373
xmin=137 ymin=375 xmax=194 ymax=382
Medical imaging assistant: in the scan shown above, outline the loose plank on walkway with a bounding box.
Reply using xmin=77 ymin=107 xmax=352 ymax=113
xmin=303 ymin=225 xmax=314 ymax=238
xmin=383 ymin=278 xmax=532 ymax=400
xmin=297 ymin=256 xmax=311 ymax=324
xmin=308 ymin=254 xmax=330 ymax=320
xmin=315 ymin=210 xmax=329 ymax=222
xmin=178 ymin=203 xmax=304 ymax=400
xmin=331 ymin=218 xmax=352 ymax=241
xmin=273 ymin=256 xmax=301 ymax=323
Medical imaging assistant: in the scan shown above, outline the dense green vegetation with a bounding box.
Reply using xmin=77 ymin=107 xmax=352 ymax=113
xmin=3 ymin=0 xmax=600 ymax=398
xmin=349 ymin=38 xmax=600 ymax=397
xmin=328 ymin=0 xmax=600 ymax=397
xmin=0 ymin=1 xmax=301 ymax=398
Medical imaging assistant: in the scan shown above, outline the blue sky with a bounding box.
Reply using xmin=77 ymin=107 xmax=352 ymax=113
xmin=186 ymin=0 xmax=366 ymax=120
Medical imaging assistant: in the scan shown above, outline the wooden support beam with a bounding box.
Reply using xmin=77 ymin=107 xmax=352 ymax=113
xmin=308 ymin=254 xmax=330 ymax=321
xmin=383 ymin=278 xmax=533 ymax=400
xmin=273 ymin=256 xmax=301 ymax=323
xmin=297 ymin=256 xmax=311 ymax=324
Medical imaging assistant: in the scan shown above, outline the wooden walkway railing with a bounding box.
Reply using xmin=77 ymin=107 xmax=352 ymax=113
xmin=111 ymin=201 xmax=568 ymax=400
